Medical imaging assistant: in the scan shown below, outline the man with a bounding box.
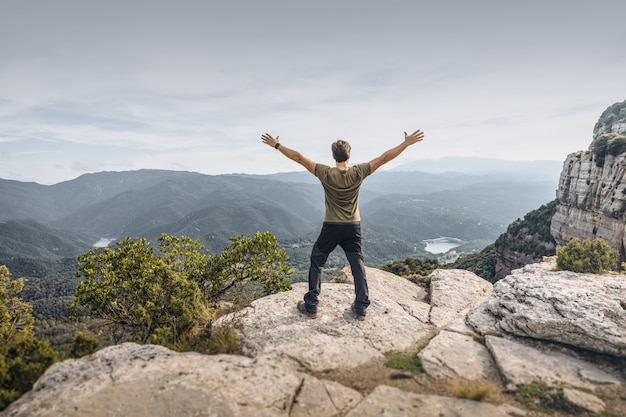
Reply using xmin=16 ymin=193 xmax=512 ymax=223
xmin=261 ymin=130 xmax=425 ymax=320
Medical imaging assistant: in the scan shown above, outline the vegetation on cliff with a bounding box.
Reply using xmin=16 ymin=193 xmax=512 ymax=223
xmin=591 ymin=100 xmax=626 ymax=167
xmin=590 ymin=132 xmax=626 ymax=167
xmin=556 ymin=238 xmax=619 ymax=274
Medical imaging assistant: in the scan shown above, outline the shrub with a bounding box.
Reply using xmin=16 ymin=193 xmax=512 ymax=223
xmin=69 ymin=332 xmax=100 ymax=358
xmin=384 ymin=351 xmax=426 ymax=375
xmin=556 ymin=238 xmax=619 ymax=273
xmin=590 ymin=133 xmax=626 ymax=167
xmin=452 ymin=379 xmax=494 ymax=402
xmin=515 ymin=381 xmax=580 ymax=413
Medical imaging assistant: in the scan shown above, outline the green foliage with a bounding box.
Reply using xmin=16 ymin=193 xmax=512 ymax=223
xmin=0 ymin=265 xmax=60 ymax=411
xmin=590 ymin=133 xmax=626 ymax=167
xmin=381 ymin=257 xmax=440 ymax=277
xmin=0 ymin=266 xmax=33 ymax=349
xmin=515 ymin=381 xmax=580 ymax=414
xmin=500 ymin=200 xmax=557 ymax=246
xmin=556 ymin=238 xmax=619 ymax=274
xmin=71 ymin=232 xmax=291 ymax=349
xmin=70 ymin=235 xmax=212 ymax=347
xmin=384 ymin=352 xmax=426 ymax=375
xmin=201 ymin=231 xmax=292 ymax=301
xmin=445 ymin=244 xmax=497 ymax=282
xmin=69 ymin=332 xmax=100 ymax=358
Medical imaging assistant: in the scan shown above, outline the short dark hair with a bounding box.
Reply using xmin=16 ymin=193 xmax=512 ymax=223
xmin=332 ymin=140 xmax=351 ymax=162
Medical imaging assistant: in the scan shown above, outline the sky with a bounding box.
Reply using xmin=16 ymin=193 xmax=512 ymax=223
xmin=1 ymin=0 xmax=625 ymax=185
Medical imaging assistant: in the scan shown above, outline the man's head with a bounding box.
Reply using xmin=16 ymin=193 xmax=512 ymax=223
xmin=332 ymin=140 xmax=351 ymax=162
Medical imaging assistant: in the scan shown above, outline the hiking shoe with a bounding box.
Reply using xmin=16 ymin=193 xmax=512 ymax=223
xmin=297 ymin=301 xmax=318 ymax=319
xmin=351 ymin=303 xmax=366 ymax=321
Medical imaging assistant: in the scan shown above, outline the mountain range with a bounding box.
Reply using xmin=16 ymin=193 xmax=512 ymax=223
xmin=1 ymin=158 xmax=561 ymax=267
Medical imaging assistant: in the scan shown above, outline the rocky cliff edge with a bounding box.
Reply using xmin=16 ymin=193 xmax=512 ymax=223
xmin=3 ymin=260 xmax=625 ymax=417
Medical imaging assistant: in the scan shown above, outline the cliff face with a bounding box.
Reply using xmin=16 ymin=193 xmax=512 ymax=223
xmin=550 ymin=100 xmax=626 ymax=262
xmin=494 ymin=200 xmax=557 ymax=280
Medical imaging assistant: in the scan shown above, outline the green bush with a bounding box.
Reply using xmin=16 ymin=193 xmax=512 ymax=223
xmin=556 ymin=238 xmax=619 ymax=273
xmin=590 ymin=133 xmax=626 ymax=167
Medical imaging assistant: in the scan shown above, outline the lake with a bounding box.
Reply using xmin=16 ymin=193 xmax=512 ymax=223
xmin=423 ymin=237 xmax=463 ymax=254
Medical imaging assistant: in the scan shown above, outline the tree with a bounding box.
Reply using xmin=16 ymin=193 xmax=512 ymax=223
xmin=70 ymin=232 xmax=291 ymax=348
xmin=201 ymin=231 xmax=292 ymax=301
xmin=556 ymin=238 xmax=619 ymax=274
xmin=0 ymin=265 xmax=58 ymax=411
xmin=70 ymin=236 xmax=211 ymax=347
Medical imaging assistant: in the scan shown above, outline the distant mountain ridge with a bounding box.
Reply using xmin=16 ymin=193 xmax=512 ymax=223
xmin=0 ymin=163 xmax=558 ymax=265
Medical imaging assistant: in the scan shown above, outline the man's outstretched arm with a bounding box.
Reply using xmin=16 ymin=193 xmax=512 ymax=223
xmin=261 ymin=133 xmax=316 ymax=174
xmin=369 ymin=129 xmax=425 ymax=173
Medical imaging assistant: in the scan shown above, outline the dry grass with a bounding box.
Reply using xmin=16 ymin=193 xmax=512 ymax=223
xmin=451 ymin=378 xmax=495 ymax=402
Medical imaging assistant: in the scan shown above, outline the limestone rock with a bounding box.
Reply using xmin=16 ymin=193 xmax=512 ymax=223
xmin=418 ymin=330 xmax=496 ymax=380
xmin=2 ymin=343 xmax=303 ymax=417
xmin=485 ymin=336 xmax=621 ymax=391
xmin=478 ymin=259 xmax=626 ymax=357
xmin=344 ymin=385 xmax=518 ymax=417
xmin=290 ymin=375 xmax=363 ymax=417
xmin=224 ymin=267 xmax=435 ymax=372
xmin=550 ymin=149 xmax=626 ymax=263
xmin=562 ymin=388 xmax=605 ymax=414
xmin=428 ymin=268 xmax=492 ymax=329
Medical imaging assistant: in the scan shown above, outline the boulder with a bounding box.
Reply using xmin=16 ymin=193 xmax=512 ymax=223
xmin=418 ymin=330 xmax=496 ymax=380
xmin=290 ymin=376 xmax=363 ymax=417
xmin=224 ymin=267 xmax=435 ymax=372
xmin=485 ymin=336 xmax=621 ymax=391
xmin=428 ymin=268 xmax=492 ymax=330
xmin=2 ymin=343 xmax=304 ymax=417
xmin=476 ymin=259 xmax=626 ymax=357
xmin=562 ymin=388 xmax=606 ymax=414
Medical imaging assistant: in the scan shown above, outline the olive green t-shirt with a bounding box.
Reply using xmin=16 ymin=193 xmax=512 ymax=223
xmin=314 ymin=162 xmax=372 ymax=222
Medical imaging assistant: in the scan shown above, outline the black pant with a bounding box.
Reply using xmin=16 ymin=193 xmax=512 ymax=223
xmin=304 ymin=222 xmax=370 ymax=316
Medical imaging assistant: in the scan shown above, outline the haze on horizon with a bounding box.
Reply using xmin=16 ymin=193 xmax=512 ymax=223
xmin=1 ymin=0 xmax=625 ymax=185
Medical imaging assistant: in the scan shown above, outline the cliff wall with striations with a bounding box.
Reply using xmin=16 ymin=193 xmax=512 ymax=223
xmin=550 ymin=100 xmax=626 ymax=262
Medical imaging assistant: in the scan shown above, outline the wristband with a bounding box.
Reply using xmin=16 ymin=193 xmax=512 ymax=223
xmin=274 ymin=143 xmax=281 ymax=149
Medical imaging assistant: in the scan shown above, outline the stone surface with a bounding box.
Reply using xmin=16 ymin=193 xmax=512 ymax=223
xmin=5 ymin=264 xmax=626 ymax=417
xmin=344 ymin=385 xmax=518 ymax=417
xmin=2 ymin=343 xmax=303 ymax=417
xmin=485 ymin=336 xmax=621 ymax=391
xmin=223 ymin=267 xmax=435 ymax=372
xmin=562 ymin=388 xmax=605 ymax=414
xmin=290 ymin=375 xmax=362 ymax=417
xmin=477 ymin=259 xmax=626 ymax=357
xmin=428 ymin=269 xmax=493 ymax=330
xmin=419 ymin=330 xmax=496 ymax=380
